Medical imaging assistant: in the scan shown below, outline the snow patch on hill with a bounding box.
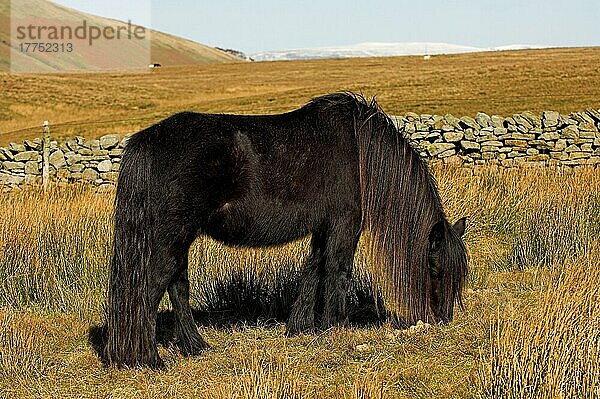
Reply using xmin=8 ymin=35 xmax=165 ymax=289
xmin=250 ymin=42 xmax=548 ymax=61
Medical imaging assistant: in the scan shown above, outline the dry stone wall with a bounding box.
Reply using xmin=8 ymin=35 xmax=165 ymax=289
xmin=1 ymin=108 xmax=600 ymax=190
xmin=395 ymin=108 xmax=600 ymax=167
xmin=0 ymin=133 xmax=126 ymax=191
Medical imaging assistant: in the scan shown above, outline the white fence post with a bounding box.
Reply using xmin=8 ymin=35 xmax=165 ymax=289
xmin=42 ymin=121 xmax=50 ymax=193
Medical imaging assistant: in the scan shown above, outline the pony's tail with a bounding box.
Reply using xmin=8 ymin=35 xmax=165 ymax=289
xmin=105 ymin=135 xmax=160 ymax=368
xmin=355 ymin=101 xmax=441 ymax=326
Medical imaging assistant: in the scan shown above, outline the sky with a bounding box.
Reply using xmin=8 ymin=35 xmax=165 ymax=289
xmin=52 ymin=0 xmax=600 ymax=54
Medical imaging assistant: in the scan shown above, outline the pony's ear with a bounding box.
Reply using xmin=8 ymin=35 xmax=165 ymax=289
xmin=453 ymin=217 xmax=467 ymax=237
xmin=429 ymin=220 xmax=446 ymax=247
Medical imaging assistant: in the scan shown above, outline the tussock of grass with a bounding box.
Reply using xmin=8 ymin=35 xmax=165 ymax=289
xmin=507 ymin=173 xmax=600 ymax=269
xmin=510 ymin=202 xmax=599 ymax=269
xmin=0 ymin=311 xmax=49 ymax=381
xmin=351 ymin=371 xmax=385 ymax=399
xmin=0 ymin=186 xmax=111 ymax=321
xmin=188 ymin=240 xmax=305 ymax=323
xmin=232 ymin=350 xmax=302 ymax=399
xmin=482 ymin=250 xmax=600 ymax=398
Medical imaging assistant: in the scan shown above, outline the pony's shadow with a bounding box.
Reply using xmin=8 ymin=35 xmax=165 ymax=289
xmin=88 ymin=274 xmax=386 ymax=366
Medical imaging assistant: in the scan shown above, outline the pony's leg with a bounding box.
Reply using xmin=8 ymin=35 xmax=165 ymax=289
xmin=167 ymin=256 xmax=209 ymax=356
xmin=286 ymin=230 xmax=326 ymax=336
xmin=321 ymin=215 xmax=361 ymax=329
xmin=144 ymin=231 xmax=199 ymax=366
xmin=140 ymin=243 xmax=175 ymax=370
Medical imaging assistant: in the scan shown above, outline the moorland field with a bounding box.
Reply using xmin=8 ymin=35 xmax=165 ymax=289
xmin=0 ymin=48 xmax=599 ymax=398
xmin=1 ymin=47 xmax=600 ymax=144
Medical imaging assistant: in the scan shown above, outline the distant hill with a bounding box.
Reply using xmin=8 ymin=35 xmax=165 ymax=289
xmin=251 ymin=42 xmax=548 ymax=61
xmin=0 ymin=0 xmax=241 ymax=71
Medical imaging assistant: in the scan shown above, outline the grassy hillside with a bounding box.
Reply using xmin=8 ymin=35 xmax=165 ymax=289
xmin=0 ymin=0 xmax=240 ymax=73
xmin=0 ymin=166 xmax=598 ymax=398
xmin=1 ymin=46 xmax=599 ymax=145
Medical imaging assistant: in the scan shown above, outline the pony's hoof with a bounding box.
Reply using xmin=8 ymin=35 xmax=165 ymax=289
xmin=286 ymin=311 xmax=315 ymax=336
xmin=149 ymin=356 xmax=166 ymax=370
xmin=319 ymin=316 xmax=349 ymax=330
xmin=121 ymin=353 xmax=165 ymax=370
xmin=107 ymin=351 xmax=165 ymax=370
xmin=177 ymin=335 xmax=210 ymax=357
xmin=285 ymin=323 xmax=314 ymax=337
xmin=141 ymin=350 xmax=166 ymax=370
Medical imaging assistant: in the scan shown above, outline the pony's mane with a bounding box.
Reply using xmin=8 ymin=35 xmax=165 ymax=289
xmin=310 ymin=92 xmax=454 ymax=324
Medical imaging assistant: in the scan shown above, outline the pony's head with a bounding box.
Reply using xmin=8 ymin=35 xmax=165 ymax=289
xmin=427 ymin=217 xmax=468 ymax=323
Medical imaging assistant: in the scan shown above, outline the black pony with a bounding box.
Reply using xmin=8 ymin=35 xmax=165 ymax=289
xmin=105 ymin=92 xmax=468 ymax=368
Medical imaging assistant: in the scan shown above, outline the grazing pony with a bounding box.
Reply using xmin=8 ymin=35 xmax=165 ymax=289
xmin=105 ymin=92 xmax=468 ymax=368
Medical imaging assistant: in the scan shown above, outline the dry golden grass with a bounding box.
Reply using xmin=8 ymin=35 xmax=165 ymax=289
xmin=0 ymin=165 xmax=599 ymax=397
xmin=0 ymin=311 xmax=49 ymax=382
xmin=481 ymin=251 xmax=600 ymax=398
xmin=0 ymin=186 xmax=111 ymax=321
xmin=2 ymin=46 xmax=600 ymax=145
